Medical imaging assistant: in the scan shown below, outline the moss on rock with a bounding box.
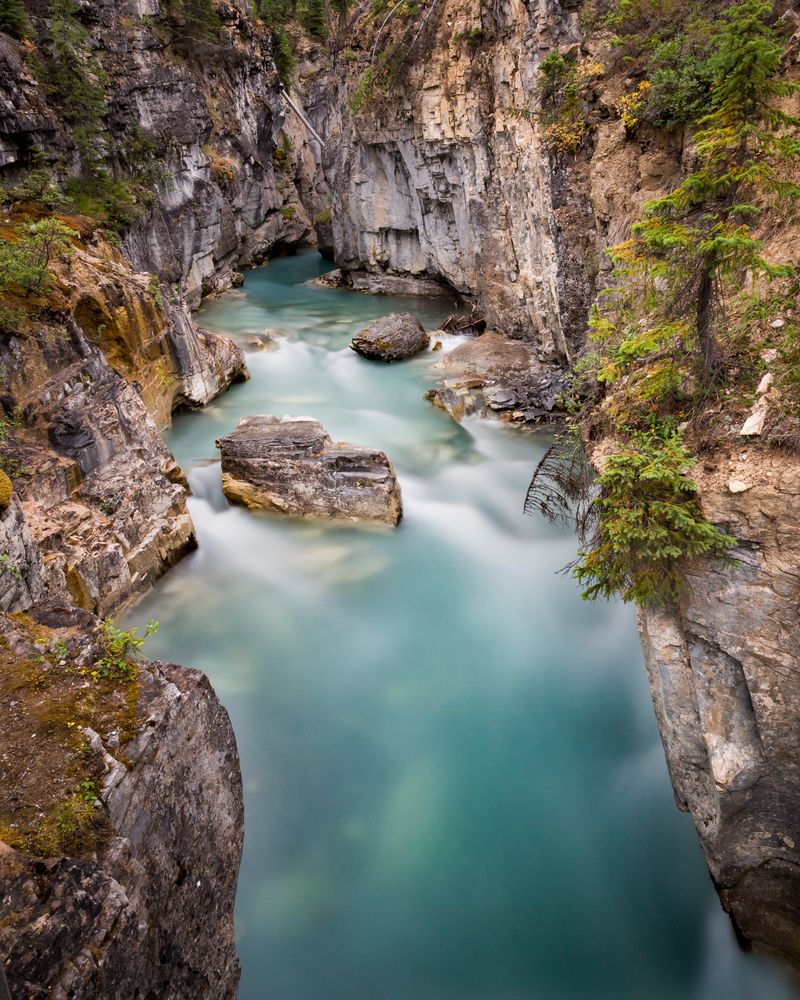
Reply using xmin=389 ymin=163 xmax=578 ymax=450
xmin=0 ymin=469 xmax=12 ymax=509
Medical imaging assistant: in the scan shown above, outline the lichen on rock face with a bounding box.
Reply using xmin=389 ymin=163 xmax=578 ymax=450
xmin=0 ymin=469 xmax=11 ymax=509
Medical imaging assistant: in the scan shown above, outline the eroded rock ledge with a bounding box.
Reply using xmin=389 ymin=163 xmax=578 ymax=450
xmin=1 ymin=309 xmax=202 ymax=616
xmin=0 ymin=606 xmax=244 ymax=999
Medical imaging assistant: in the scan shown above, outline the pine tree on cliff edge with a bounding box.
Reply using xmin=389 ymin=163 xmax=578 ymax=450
xmin=611 ymin=0 xmax=800 ymax=383
xmin=0 ymin=0 xmax=30 ymax=39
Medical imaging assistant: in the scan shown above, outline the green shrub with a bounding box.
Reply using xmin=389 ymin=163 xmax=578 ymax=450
xmin=348 ymin=64 xmax=378 ymax=112
xmin=302 ymin=0 xmax=326 ymax=38
xmin=259 ymin=0 xmax=295 ymax=26
xmin=0 ymin=0 xmax=31 ymax=40
xmin=536 ymin=52 xmax=603 ymax=154
xmin=574 ymin=430 xmax=735 ymax=604
xmin=607 ymin=0 xmax=800 ymax=385
xmin=26 ymin=791 xmax=101 ymax=856
xmin=644 ymin=35 xmax=717 ymax=127
xmin=527 ymin=0 xmax=799 ymax=606
xmin=170 ymin=0 xmax=222 ymax=44
xmin=0 ymin=169 xmax=67 ymax=210
xmin=272 ymin=132 xmax=294 ymax=169
xmin=43 ymin=0 xmax=108 ymax=176
xmin=538 ymin=51 xmax=567 ymax=100
xmin=0 ymin=554 xmax=22 ymax=579
xmin=454 ymin=26 xmax=483 ymax=45
xmin=0 ymin=303 xmax=25 ymax=334
xmin=94 ymin=618 xmax=159 ymax=682
xmin=0 ymin=218 xmax=78 ymax=298
xmin=64 ymin=174 xmax=157 ymax=233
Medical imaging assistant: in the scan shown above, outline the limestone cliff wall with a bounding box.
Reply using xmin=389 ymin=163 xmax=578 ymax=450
xmin=0 ymin=2 xmax=330 ymax=305
xmin=309 ymin=0 xmax=579 ymax=357
xmin=1 ymin=303 xmax=203 ymax=615
xmin=0 ymin=498 xmax=47 ymax=611
xmin=305 ymin=0 xmax=684 ymax=359
xmin=0 ymin=3 xmax=327 ymax=989
xmin=111 ymin=9 xmax=330 ymax=305
xmin=638 ymin=450 xmax=800 ymax=968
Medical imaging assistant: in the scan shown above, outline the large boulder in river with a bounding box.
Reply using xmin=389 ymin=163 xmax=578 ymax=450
xmin=350 ymin=313 xmax=429 ymax=362
xmin=218 ymin=416 xmax=403 ymax=526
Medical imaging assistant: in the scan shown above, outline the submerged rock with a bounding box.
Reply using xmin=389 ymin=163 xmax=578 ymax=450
xmin=425 ymin=386 xmax=469 ymax=422
xmin=218 ymin=416 xmax=402 ymax=525
xmin=350 ymin=313 xmax=430 ymax=362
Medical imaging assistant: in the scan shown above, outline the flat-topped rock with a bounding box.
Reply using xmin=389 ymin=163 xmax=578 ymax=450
xmin=350 ymin=313 xmax=429 ymax=362
xmin=218 ymin=416 xmax=402 ymax=526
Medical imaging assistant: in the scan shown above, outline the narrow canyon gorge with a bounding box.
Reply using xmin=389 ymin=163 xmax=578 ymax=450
xmin=1 ymin=0 xmax=799 ymax=995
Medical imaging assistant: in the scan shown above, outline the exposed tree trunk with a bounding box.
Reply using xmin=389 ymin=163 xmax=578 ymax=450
xmin=696 ymin=260 xmax=725 ymax=383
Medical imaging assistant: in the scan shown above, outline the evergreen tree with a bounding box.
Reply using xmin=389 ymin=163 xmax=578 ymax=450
xmin=303 ymin=0 xmax=326 ymax=40
xmin=45 ymin=0 xmax=108 ymax=177
xmin=0 ymin=0 xmax=30 ymax=39
xmin=610 ymin=0 xmax=800 ymax=381
xmin=178 ymin=0 xmax=221 ymax=44
xmin=0 ymin=218 xmax=77 ymax=298
xmin=273 ymin=26 xmax=296 ymax=84
xmin=258 ymin=0 xmax=295 ymax=28
xmin=560 ymin=0 xmax=800 ymax=606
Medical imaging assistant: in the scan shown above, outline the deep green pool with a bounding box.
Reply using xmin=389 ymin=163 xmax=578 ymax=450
xmin=130 ymin=250 xmax=797 ymax=1000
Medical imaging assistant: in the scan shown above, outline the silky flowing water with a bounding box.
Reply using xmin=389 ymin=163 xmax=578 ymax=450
xmin=130 ymin=251 xmax=797 ymax=1000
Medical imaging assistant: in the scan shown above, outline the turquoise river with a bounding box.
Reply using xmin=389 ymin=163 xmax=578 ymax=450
xmin=129 ymin=251 xmax=799 ymax=1000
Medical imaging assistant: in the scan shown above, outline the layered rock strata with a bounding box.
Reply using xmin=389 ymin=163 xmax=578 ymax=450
xmin=0 ymin=0 xmax=333 ymax=616
xmin=301 ymin=0 xmax=685 ymax=361
xmin=1 ymin=309 xmax=200 ymax=616
xmin=219 ymin=415 xmax=403 ymax=525
xmin=0 ymin=4 xmax=331 ymax=306
xmin=304 ymin=0 xmax=582 ymax=356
